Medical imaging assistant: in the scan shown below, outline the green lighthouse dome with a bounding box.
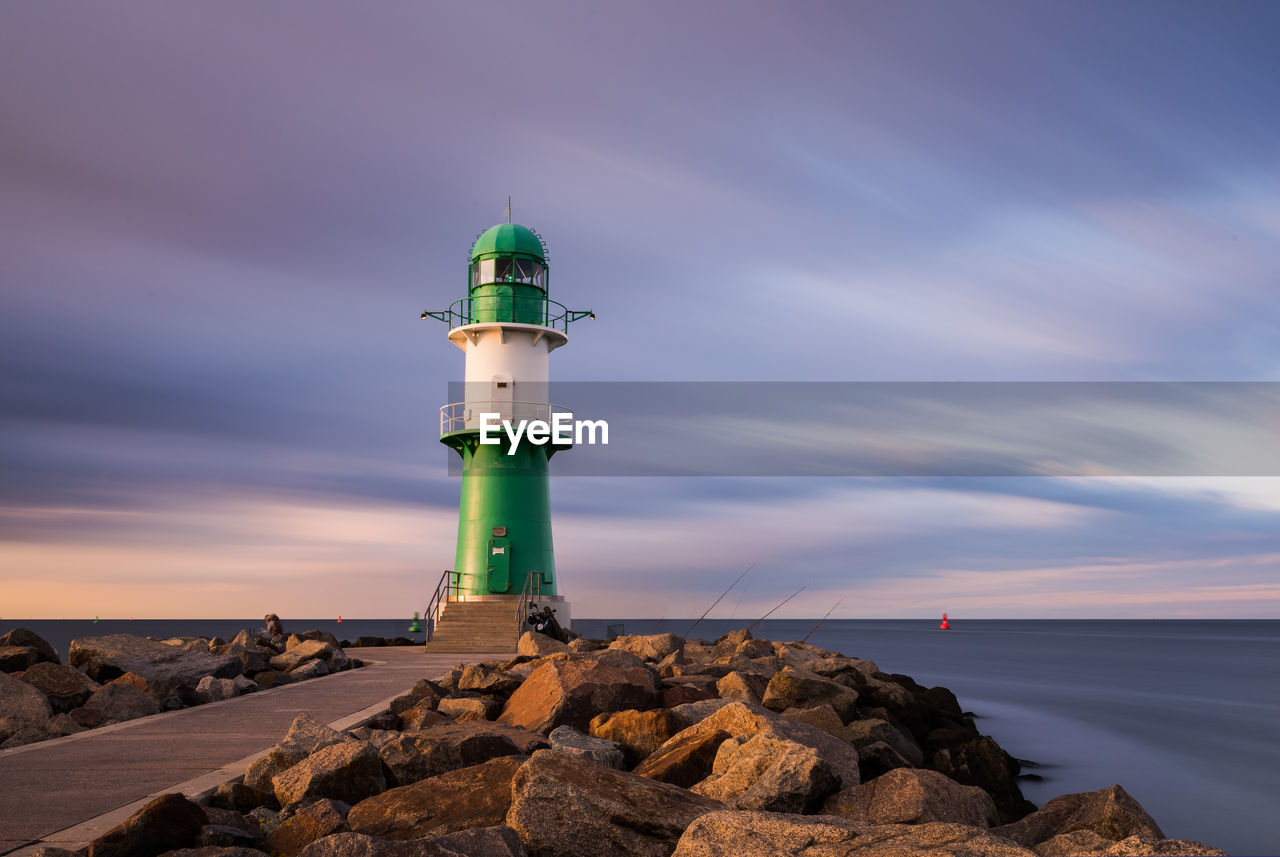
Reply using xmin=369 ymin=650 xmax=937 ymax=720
xmin=470 ymin=223 xmax=546 ymax=263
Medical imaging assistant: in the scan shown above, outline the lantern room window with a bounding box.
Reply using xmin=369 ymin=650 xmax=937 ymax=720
xmin=471 ymin=257 xmax=546 ymax=288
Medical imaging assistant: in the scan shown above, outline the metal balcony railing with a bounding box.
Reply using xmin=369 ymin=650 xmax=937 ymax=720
xmin=440 ymin=401 xmax=573 ymax=436
xmin=421 ymin=296 xmax=592 ymax=332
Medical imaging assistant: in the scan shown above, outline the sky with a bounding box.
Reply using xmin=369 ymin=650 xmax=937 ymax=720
xmin=2 ymin=1 xmax=1279 ymax=620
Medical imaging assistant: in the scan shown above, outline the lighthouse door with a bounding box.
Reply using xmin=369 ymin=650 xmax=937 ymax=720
xmin=487 ymin=536 xmax=511 ymax=593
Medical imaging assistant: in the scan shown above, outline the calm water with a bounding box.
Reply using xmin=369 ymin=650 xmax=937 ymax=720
xmin=6 ymin=618 xmax=1276 ymax=854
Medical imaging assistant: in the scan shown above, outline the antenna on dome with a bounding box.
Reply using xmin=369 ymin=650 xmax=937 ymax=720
xmin=505 ymin=196 xmax=512 ymax=224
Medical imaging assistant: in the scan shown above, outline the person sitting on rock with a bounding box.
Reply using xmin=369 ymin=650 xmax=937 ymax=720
xmin=262 ymin=613 xmax=284 ymax=637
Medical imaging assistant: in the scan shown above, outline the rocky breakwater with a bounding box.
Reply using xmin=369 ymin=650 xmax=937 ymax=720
xmin=43 ymin=629 xmax=1227 ymax=857
xmin=0 ymin=627 xmax=360 ymax=749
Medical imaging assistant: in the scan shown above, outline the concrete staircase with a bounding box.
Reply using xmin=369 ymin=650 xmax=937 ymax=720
xmin=424 ymin=599 xmax=520 ymax=654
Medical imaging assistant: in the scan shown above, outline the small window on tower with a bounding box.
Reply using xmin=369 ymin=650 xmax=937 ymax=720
xmin=478 ymin=259 xmax=495 ymax=283
xmin=532 ymin=263 xmax=544 ymax=287
xmin=495 ymin=258 xmax=513 ymax=282
xmin=515 ymin=258 xmax=534 ymax=282
xmin=471 ymin=263 xmax=479 ymax=287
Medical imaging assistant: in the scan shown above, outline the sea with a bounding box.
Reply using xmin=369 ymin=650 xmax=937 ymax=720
xmin=6 ymin=617 xmax=1277 ymax=855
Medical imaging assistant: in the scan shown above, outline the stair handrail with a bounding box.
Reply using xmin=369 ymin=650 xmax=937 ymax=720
xmin=425 ymin=569 xmax=460 ymax=643
xmin=515 ymin=570 xmax=543 ymax=639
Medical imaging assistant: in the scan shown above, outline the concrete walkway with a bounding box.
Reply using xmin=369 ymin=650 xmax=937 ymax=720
xmin=0 ymin=647 xmax=511 ymax=856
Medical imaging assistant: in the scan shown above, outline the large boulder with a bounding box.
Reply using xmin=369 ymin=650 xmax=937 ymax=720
xmin=244 ymin=713 xmax=353 ymax=794
xmin=1086 ymin=834 xmax=1227 ymax=856
xmin=671 ymin=810 xmax=861 ymax=857
xmin=588 ymin=708 xmax=685 ymax=767
xmin=608 ymin=633 xmax=685 ymax=662
xmin=18 ymin=662 xmax=100 ymax=712
xmin=715 ymin=671 xmax=767 ymax=705
xmin=846 ymin=717 xmax=925 ymax=766
xmin=266 ymin=797 xmax=351 ymax=857
xmin=69 ymin=635 xmax=240 ymax=699
xmin=195 ymin=676 xmax=240 ymax=704
xmin=822 ymin=768 xmax=999 ymax=828
xmin=0 ymin=669 xmax=54 ymax=740
xmin=294 ymin=832 xmax=463 ymax=857
xmin=437 ymin=697 xmax=499 ymax=722
xmin=458 ymin=663 xmax=523 ymax=697
xmin=781 ymin=704 xmax=847 ymax=740
xmin=633 ymin=729 xmax=731 ymax=789
xmin=347 ymin=756 xmax=526 ymax=839
xmin=378 ymin=722 xmax=547 ymax=787
xmin=991 ymin=784 xmax=1165 ymax=848
xmin=498 ymin=655 xmax=660 ymax=734
xmin=82 ymin=683 xmax=163 ymax=724
xmin=272 ymin=740 xmax=385 ymax=807
xmin=691 ymin=732 xmax=840 ymax=813
xmin=433 ymin=826 xmax=528 ymax=857
xmin=930 ymin=734 xmax=1036 ymax=824
xmin=760 ymin=666 xmax=859 ymax=723
xmin=270 ymin=641 xmax=343 ymax=673
xmin=506 ymin=750 xmax=725 ymax=857
xmin=0 ymin=628 xmax=59 ymax=671
xmin=676 ymin=701 xmax=861 ymax=789
xmin=547 ymin=725 xmax=624 ymax=769
xmin=516 ymin=632 xmax=568 ymax=657
xmin=87 ymin=793 xmax=208 ymax=857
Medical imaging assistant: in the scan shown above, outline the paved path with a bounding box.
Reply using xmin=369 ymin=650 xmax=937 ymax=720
xmin=0 ymin=647 xmax=511 ymax=856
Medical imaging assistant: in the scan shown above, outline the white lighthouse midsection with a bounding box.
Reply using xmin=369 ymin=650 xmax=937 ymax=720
xmin=447 ymin=322 xmax=568 ymax=430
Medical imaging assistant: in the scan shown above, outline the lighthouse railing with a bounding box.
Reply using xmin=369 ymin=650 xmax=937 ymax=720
xmin=422 ymin=297 xmax=589 ymax=332
xmin=424 ymin=569 xmax=460 ymax=642
xmin=441 ymin=401 xmax=573 ymax=436
xmin=515 ymin=569 xmax=543 ymax=639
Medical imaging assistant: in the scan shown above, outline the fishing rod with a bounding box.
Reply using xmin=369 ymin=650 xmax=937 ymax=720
xmin=746 ymin=581 xmax=811 ymax=633
xmin=685 ymin=562 xmax=755 ymax=637
xmin=801 ymin=598 xmax=842 ymax=644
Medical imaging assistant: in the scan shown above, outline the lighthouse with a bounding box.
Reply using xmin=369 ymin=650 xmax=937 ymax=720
xmin=421 ymin=221 xmax=592 ymax=650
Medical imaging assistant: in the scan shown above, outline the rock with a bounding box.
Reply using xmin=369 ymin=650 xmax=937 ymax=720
xmin=516 ymin=631 xmax=568 ymax=657
xmin=291 ymin=660 xmax=331 ymax=680
xmin=244 ymin=713 xmax=353 ymax=794
xmin=270 ymin=641 xmax=339 ymax=673
xmin=1033 ymin=829 xmax=1119 ymax=856
xmin=234 ymin=675 xmax=259 ymax=694
xmin=18 ymin=661 xmax=100 ymax=712
xmin=195 ymin=676 xmax=239 ymax=704
xmin=69 ymin=705 xmax=104 ymax=728
xmin=0 ymin=645 xmax=52 ymax=673
xmin=931 ymin=734 xmax=1035 ymax=824
xmin=272 ymin=740 xmax=385 ymax=807
xmin=678 ymin=701 xmax=861 ymax=789
xmin=608 ymin=633 xmax=685 ymax=662
xmin=851 ymin=822 xmax=1039 ymax=855
xmin=82 ymin=682 xmax=163 ymax=724
xmin=293 ymin=832 xmax=462 ymax=857
xmin=87 ymin=793 xmax=208 ymax=857
xmin=0 ymin=628 xmax=60 ymax=664
xmin=662 ymin=682 xmax=717 ymax=708
xmin=209 ymin=781 xmax=274 ymax=812
xmin=498 ymin=656 xmax=660 ymax=734
xmin=991 ymin=784 xmax=1164 ymax=847
xmin=634 ymin=728 xmax=731 ymax=789
xmin=780 ymin=704 xmax=847 ymax=740
xmin=760 ymin=666 xmax=859 ymax=723
xmin=846 ymin=717 xmax=925 ymax=767
xmin=716 ymin=671 xmax=767 ymax=704
xmin=547 ymin=725 xmax=624 ymax=768
xmin=254 ymin=671 xmax=295 ymax=689
xmin=667 ymin=698 xmax=737 ymax=726
xmin=378 ymin=722 xmax=547 ymax=787
xmin=433 ymin=826 xmax=528 ymax=857
xmin=244 ymin=807 xmax=280 ymax=841
xmin=197 ymin=825 xmax=261 ymax=849
xmin=1 ymin=727 xmax=47 ymax=748
xmin=211 ymin=642 xmax=275 ymax=676
xmin=858 ymin=740 xmax=916 ymax=779
xmin=1094 ymin=834 xmax=1227 ymax=856
xmin=588 ymin=708 xmax=685 ymax=768
xmin=26 ymin=847 xmax=82 ymax=857
xmin=822 ymin=768 xmax=999 ymax=828
xmin=437 ymin=696 xmax=499 ymax=722
xmin=154 ymin=849 xmax=268 ymax=857
xmin=506 ymin=749 xmax=725 ymax=857
xmin=399 ymin=702 xmax=451 ymax=731
xmin=348 ymin=755 xmax=525 ymax=839
xmin=458 ymin=663 xmax=523 ymax=697
xmin=295 ymin=629 xmax=342 ymax=648
xmin=46 ymin=712 xmax=87 ymax=736
xmin=69 ymin=635 xmax=241 ymax=699
xmin=566 ymin=638 xmax=603 ymax=654
xmin=671 ymin=810 xmax=862 ymax=857
xmin=0 ymin=669 xmax=55 ymax=740
xmin=692 ymin=732 xmax=840 ymax=813
xmin=711 ymin=628 xmax=754 ymax=659
xmin=266 ymin=797 xmax=350 ymax=857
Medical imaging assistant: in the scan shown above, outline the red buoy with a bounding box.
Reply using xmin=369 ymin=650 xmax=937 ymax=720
xmin=939 ymin=612 xmax=950 ymax=630
xmin=337 ymin=616 xmax=343 ymax=623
